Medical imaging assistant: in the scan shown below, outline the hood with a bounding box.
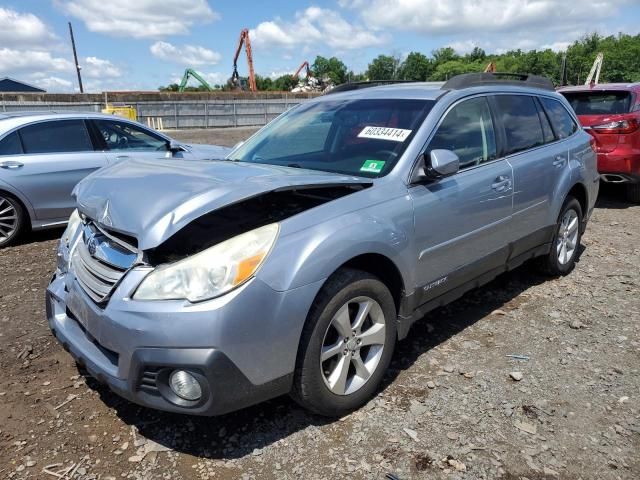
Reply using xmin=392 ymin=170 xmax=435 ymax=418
xmin=74 ymin=158 xmax=368 ymax=250
xmin=183 ymin=143 xmax=232 ymax=158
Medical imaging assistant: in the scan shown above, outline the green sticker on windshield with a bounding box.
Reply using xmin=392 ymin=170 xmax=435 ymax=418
xmin=360 ymin=159 xmax=386 ymax=173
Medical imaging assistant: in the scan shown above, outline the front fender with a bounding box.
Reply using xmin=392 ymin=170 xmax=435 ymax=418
xmin=258 ymin=196 xmax=415 ymax=294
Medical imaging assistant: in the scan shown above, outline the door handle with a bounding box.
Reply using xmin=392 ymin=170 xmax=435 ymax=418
xmin=0 ymin=161 xmax=24 ymax=169
xmin=553 ymin=155 xmax=566 ymax=167
xmin=492 ymin=176 xmax=512 ymax=192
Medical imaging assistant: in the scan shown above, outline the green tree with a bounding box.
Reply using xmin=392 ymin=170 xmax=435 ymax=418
xmin=273 ymin=74 xmax=298 ymax=91
xmin=312 ymin=56 xmax=348 ymax=84
xmin=366 ymin=54 xmax=400 ymax=80
xmin=432 ymin=47 xmax=459 ymax=65
xmin=398 ymin=52 xmax=433 ymax=80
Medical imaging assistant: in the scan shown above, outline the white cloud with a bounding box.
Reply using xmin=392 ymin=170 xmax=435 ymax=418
xmin=251 ymin=7 xmax=387 ymax=51
xmin=150 ymin=41 xmax=222 ymax=66
xmin=0 ymin=48 xmax=73 ymax=74
xmin=31 ymin=76 xmax=74 ymax=91
xmin=0 ymin=7 xmax=57 ymax=48
xmin=340 ymin=0 xmax=630 ymax=35
xmin=82 ymin=57 xmax=122 ymax=78
xmin=57 ymin=0 xmax=218 ymax=38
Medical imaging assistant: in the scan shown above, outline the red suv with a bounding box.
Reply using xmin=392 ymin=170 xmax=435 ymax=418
xmin=559 ymin=83 xmax=640 ymax=202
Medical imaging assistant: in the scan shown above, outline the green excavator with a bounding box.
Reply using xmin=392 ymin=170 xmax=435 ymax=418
xmin=177 ymin=68 xmax=213 ymax=92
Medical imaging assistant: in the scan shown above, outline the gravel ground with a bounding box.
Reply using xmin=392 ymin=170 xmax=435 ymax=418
xmin=0 ymin=128 xmax=638 ymax=480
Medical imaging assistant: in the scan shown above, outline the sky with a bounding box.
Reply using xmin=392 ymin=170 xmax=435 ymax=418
xmin=1 ymin=0 xmax=640 ymax=93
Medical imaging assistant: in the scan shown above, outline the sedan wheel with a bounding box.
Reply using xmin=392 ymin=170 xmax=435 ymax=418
xmin=0 ymin=195 xmax=22 ymax=247
xmin=556 ymin=209 xmax=579 ymax=266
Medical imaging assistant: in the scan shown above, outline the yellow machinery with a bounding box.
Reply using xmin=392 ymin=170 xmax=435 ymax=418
xmin=102 ymin=104 xmax=137 ymax=121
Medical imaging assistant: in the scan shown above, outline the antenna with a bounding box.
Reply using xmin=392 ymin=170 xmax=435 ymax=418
xmin=68 ymin=22 xmax=84 ymax=93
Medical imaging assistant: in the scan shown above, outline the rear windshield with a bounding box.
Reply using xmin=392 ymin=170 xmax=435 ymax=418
xmin=230 ymin=98 xmax=434 ymax=178
xmin=561 ymin=91 xmax=632 ymax=115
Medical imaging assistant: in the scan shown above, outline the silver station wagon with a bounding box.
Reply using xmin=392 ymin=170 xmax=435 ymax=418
xmin=47 ymin=73 xmax=599 ymax=417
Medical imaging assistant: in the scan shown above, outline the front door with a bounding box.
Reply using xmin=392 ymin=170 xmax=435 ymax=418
xmin=410 ymin=96 xmax=513 ymax=305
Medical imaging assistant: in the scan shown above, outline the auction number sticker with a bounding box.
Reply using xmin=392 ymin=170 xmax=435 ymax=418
xmin=358 ymin=126 xmax=412 ymax=142
xmin=360 ymin=159 xmax=386 ymax=173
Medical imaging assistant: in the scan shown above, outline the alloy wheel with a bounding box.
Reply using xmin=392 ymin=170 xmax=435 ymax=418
xmin=0 ymin=196 xmax=18 ymax=245
xmin=320 ymin=296 xmax=386 ymax=396
xmin=556 ymin=209 xmax=579 ymax=265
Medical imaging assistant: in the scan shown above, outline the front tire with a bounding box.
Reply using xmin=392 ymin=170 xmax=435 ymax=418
xmin=537 ymin=196 xmax=582 ymax=276
xmin=291 ymin=268 xmax=396 ymax=416
xmin=0 ymin=193 xmax=25 ymax=248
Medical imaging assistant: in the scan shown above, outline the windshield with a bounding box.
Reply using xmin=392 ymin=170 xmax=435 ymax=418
xmin=230 ymin=98 xmax=434 ymax=178
xmin=561 ymin=91 xmax=632 ymax=115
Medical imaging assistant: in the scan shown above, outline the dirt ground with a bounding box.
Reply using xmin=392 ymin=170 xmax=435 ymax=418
xmin=0 ymin=127 xmax=638 ymax=480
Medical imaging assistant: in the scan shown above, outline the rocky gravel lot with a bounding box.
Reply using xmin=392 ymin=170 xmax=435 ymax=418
xmin=0 ymin=128 xmax=638 ymax=480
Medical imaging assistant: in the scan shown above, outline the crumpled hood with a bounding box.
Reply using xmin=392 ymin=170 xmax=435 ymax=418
xmin=74 ymin=158 xmax=367 ymax=250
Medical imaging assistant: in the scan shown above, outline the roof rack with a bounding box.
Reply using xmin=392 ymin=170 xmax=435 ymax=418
xmin=324 ymin=80 xmax=415 ymax=95
xmin=442 ymin=72 xmax=555 ymax=91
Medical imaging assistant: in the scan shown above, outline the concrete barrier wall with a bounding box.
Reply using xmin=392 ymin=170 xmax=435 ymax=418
xmin=0 ymin=96 xmax=314 ymax=129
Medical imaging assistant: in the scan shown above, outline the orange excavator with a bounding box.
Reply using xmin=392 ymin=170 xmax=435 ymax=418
xmin=293 ymin=61 xmax=310 ymax=79
xmin=484 ymin=61 xmax=496 ymax=73
xmin=230 ymin=28 xmax=256 ymax=92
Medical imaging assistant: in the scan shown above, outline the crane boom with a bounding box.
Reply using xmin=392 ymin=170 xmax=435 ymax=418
xmin=585 ymin=53 xmax=604 ymax=86
xmin=293 ymin=61 xmax=310 ymax=79
xmin=178 ymin=68 xmax=213 ymax=92
xmin=231 ymin=28 xmax=256 ymax=92
xmin=483 ymin=61 xmax=496 ymax=73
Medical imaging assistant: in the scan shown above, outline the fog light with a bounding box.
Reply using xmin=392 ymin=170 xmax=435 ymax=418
xmin=169 ymin=370 xmax=202 ymax=401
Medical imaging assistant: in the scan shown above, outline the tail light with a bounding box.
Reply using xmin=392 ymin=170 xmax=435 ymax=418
xmin=591 ymin=117 xmax=640 ymax=134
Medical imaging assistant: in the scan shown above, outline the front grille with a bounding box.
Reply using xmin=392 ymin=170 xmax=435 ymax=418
xmin=71 ymin=222 xmax=138 ymax=304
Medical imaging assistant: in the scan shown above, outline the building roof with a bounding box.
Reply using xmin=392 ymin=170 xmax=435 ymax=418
xmin=0 ymin=77 xmax=46 ymax=93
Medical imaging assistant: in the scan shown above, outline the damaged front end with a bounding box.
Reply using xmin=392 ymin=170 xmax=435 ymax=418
xmin=68 ymin=172 xmax=369 ymax=306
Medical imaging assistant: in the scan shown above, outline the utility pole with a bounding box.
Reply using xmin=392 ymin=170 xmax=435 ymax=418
xmin=68 ymin=22 xmax=84 ymax=93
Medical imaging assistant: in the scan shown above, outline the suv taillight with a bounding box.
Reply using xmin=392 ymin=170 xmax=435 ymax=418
xmin=591 ymin=117 xmax=640 ymax=134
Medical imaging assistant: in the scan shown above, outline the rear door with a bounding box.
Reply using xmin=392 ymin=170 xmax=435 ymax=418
xmin=491 ymin=94 xmax=567 ymax=250
xmin=410 ymin=96 xmax=513 ymax=305
xmin=0 ymin=119 xmax=108 ymax=221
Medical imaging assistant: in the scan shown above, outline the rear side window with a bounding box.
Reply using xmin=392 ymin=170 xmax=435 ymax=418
xmin=0 ymin=131 xmax=23 ymax=155
xmin=493 ymin=95 xmax=544 ymax=155
xmin=428 ymin=96 xmax=497 ymax=170
xmin=561 ymin=91 xmax=631 ymax=115
xmin=540 ymin=97 xmax=578 ymax=139
xmin=20 ymin=120 xmax=93 ymax=154
xmin=536 ymin=100 xmax=555 ymax=143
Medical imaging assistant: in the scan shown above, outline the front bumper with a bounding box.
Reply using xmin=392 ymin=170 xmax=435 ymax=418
xmin=46 ymin=268 xmax=323 ymax=415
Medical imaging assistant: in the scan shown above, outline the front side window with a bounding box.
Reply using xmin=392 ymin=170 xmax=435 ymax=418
xmin=493 ymin=95 xmax=544 ymax=155
xmin=20 ymin=120 xmax=93 ymax=154
xmin=0 ymin=131 xmax=23 ymax=156
xmin=93 ymin=119 xmax=167 ymax=152
xmin=230 ymin=98 xmax=434 ymax=178
xmin=428 ymin=96 xmax=497 ymax=170
xmin=540 ymin=97 xmax=578 ymax=139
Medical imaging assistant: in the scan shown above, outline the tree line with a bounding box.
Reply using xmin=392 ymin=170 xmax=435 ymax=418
xmin=160 ymin=32 xmax=640 ymax=91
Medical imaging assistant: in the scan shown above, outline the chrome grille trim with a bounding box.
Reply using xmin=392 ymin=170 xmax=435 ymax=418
xmin=70 ymin=221 xmax=139 ymax=304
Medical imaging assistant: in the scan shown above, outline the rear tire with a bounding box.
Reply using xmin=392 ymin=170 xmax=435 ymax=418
xmin=626 ymin=184 xmax=640 ymax=204
xmin=291 ymin=268 xmax=396 ymax=416
xmin=536 ymin=196 xmax=582 ymax=276
xmin=0 ymin=193 xmax=26 ymax=248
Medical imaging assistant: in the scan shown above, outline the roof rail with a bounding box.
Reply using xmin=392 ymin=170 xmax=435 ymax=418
xmin=324 ymin=80 xmax=415 ymax=95
xmin=442 ymin=72 xmax=555 ymax=91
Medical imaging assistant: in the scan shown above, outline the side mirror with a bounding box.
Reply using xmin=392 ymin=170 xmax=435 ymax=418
xmin=410 ymin=149 xmax=460 ymax=184
xmin=167 ymin=140 xmax=185 ymax=153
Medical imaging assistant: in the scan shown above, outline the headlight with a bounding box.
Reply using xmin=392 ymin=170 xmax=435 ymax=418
xmin=133 ymin=223 xmax=279 ymax=302
xmin=62 ymin=209 xmax=82 ymax=247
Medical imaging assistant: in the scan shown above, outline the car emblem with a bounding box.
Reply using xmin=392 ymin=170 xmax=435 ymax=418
xmin=87 ymin=234 xmax=98 ymax=256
